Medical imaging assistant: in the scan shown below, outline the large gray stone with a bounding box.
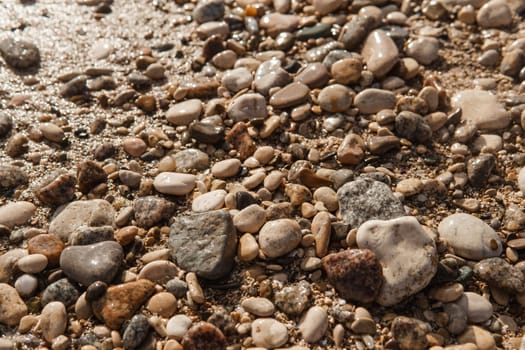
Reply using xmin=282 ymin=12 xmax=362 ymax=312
xmin=49 ymin=200 xmax=115 ymax=242
xmin=337 ymin=178 xmax=405 ymax=228
xmin=169 ymin=210 xmax=237 ymax=280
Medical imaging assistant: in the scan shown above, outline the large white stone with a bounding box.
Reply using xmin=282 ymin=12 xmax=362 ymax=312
xmin=153 ymin=172 xmax=196 ymax=196
xmin=451 ymin=89 xmax=510 ymax=131
xmin=0 ymin=201 xmax=36 ymax=228
xmin=438 ymin=213 xmax=502 ymax=260
xmin=356 ymin=216 xmax=437 ymax=306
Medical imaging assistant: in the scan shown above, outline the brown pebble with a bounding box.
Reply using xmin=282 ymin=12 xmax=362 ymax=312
xmin=27 ymin=234 xmax=65 ymax=267
xmin=115 ymin=226 xmax=139 ymax=246
xmin=182 ymin=322 xmax=227 ymax=350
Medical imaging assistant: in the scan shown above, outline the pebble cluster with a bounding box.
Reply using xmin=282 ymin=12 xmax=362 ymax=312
xmin=0 ymin=0 xmax=525 ymax=349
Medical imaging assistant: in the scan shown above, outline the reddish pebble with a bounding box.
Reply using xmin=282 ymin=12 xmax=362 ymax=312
xmin=182 ymin=322 xmax=227 ymax=350
xmin=27 ymin=234 xmax=64 ymax=267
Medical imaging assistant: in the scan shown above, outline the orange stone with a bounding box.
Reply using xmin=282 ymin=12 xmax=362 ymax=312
xmin=27 ymin=234 xmax=64 ymax=267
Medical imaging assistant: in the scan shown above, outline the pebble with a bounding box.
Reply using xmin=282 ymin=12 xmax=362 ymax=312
xmin=39 ymin=302 xmax=67 ymax=343
xmin=122 ymin=137 xmax=147 ymax=157
xmin=474 ymin=257 xmax=525 ymax=293
xmin=167 ymin=314 xmax=192 ymax=339
xmin=36 ymin=172 xmax=76 ymax=206
xmin=458 ymin=292 xmax=493 ymax=323
xmin=260 ymin=13 xmax=299 ymax=37
xmin=193 ymin=0 xmax=224 ymax=23
xmin=171 ymin=149 xmax=210 ymax=172
xmin=351 ymin=307 xmax=376 ymax=334
xmin=228 ymin=94 xmax=267 ymax=123
xmin=27 ymin=234 xmax=64 ymax=267
xmin=451 ymin=90 xmax=510 ymax=130
xmin=134 ymin=196 xmax=175 ymax=228
xmin=313 ymin=187 xmax=338 ymax=212
xmin=438 ymin=213 xmax=502 ymax=260
xmin=182 ymin=322 xmax=227 ymax=350
xmin=41 ymin=278 xmax=79 ymax=307
xmin=138 ymin=260 xmax=179 ymax=284
xmin=361 ymin=29 xmax=399 ymax=77
xmin=251 ymin=318 xmax=288 ymax=349
xmin=211 ymin=158 xmax=241 ymax=178
xmin=467 ymin=154 xmax=496 ymax=187
xmin=147 ymin=292 xmax=177 ymax=318
xmin=48 ymin=199 xmax=115 ymax=242
xmin=60 ymin=75 xmax=88 ymax=97
xmin=77 ymin=160 xmax=107 ymax=194
xmin=169 ymin=210 xmax=237 ymax=279
xmin=428 ymin=282 xmax=464 ymax=302
xmin=354 ymin=89 xmax=396 ymax=114
xmin=395 ymin=111 xmax=433 ymax=143
xmin=0 ymin=283 xmax=27 ymax=326
xmin=91 ymin=279 xmax=155 ymax=330
xmin=295 ymin=63 xmax=330 ymax=89
xmin=221 ymin=67 xmax=253 ymax=92
xmin=0 ymin=37 xmax=40 ymax=69
xmin=313 ymin=0 xmax=342 ymax=14
xmin=476 ymin=0 xmax=513 ymax=28
xmin=337 ymin=178 xmax=405 ymax=229
xmin=238 ymin=233 xmax=259 ymax=261
xmin=258 ymin=219 xmax=302 ymax=258
xmin=16 ymin=254 xmax=47 ymax=274
xmin=212 ymin=49 xmax=237 ymax=69
xmin=0 ymin=113 xmax=13 ymax=137
xmin=299 ymin=306 xmax=328 ymax=343
xmin=233 ymin=204 xmax=266 ymax=233
xmin=60 ymin=241 xmax=123 ymax=286
xmin=166 ymin=99 xmax=202 ymax=126
xmin=331 ymin=57 xmax=362 ymax=85
xmin=312 ymin=211 xmax=331 ymax=257
xmin=153 ymin=172 xmax=196 ymax=195
xmin=391 ymin=316 xmax=430 ymax=350
xmin=274 ymin=281 xmax=310 ymax=315
xmin=357 ymin=216 xmax=437 ymax=306
xmin=338 ymin=16 xmax=374 ymax=51
xmin=192 ymin=190 xmax=226 ymax=212
xmin=122 ymin=314 xmax=150 ymax=350
xmin=472 ymin=134 xmax=502 ymax=154
xmin=318 ymin=84 xmax=353 ymax=113
xmin=269 ymin=82 xmax=310 ymax=109
xmin=457 ymin=326 xmax=496 ymax=350
xmin=322 ymin=249 xmax=383 ymax=303
xmin=241 ymin=297 xmax=275 ymax=316
xmin=0 ymin=201 xmax=36 ymax=228
xmin=15 ymin=274 xmax=39 ymax=298
xmin=406 ymin=37 xmax=440 ymax=65
xmin=396 ymin=178 xmax=423 ymax=197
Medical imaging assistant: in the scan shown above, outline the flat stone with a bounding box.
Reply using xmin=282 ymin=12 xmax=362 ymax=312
xmin=192 ymin=190 xmax=226 ymax=212
xmin=451 ymin=89 xmax=510 ymax=130
xmin=318 ymin=84 xmax=353 ymax=113
xmin=221 ymin=67 xmax=253 ymax=93
xmin=354 ymin=88 xmax=396 ymax=114
xmin=169 ymin=210 xmax=237 ymax=279
xmin=60 ymin=241 xmax=123 ymax=286
xmin=154 ymin=172 xmax=196 ymax=196
xmin=48 ymin=199 xmax=115 ymax=242
xmin=0 ymin=283 xmax=27 ymax=326
xmin=0 ymin=37 xmax=40 ymax=69
xmin=337 ymin=177 xmax=405 ymax=229
xmin=166 ymin=99 xmax=203 ymax=126
xmin=269 ymin=82 xmax=310 ymax=109
xmin=138 ymin=260 xmax=180 ymax=284
xmin=396 ymin=178 xmax=423 ymax=197
xmin=0 ymin=201 xmax=35 ymax=228
xmin=299 ymin=306 xmax=328 ymax=343
xmin=361 ymin=30 xmax=399 ymax=78
xmin=476 ymin=0 xmax=513 ymax=28
xmin=241 ymin=297 xmax=275 ymax=316
xmin=357 ymin=216 xmax=437 ymax=306
xmin=92 ymin=279 xmax=155 ymax=330
xmin=39 ymin=302 xmax=67 ymax=343
xmin=258 ymin=219 xmax=302 ymax=258
xmin=133 ymin=197 xmax=175 ymax=230
xmin=438 ymin=213 xmax=502 ymax=260
xmin=77 ymin=160 xmax=107 ymax=194
xmin=251 ymin=318 xmax=288 ymax=349
xmin=474 ymin=257 xmax=525 ymax=293
xmin=295 ymin=63 xmax=330 ymax=89
xmin=227 ymin=93 xmax=268 ymax=122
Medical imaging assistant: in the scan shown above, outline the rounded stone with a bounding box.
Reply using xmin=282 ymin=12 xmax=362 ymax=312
xmin=241 ymin=297 xmax=275 ymax=317
xmin=40 ymin=301 xmax=67 ymax=343
xmin=192 ymin=190 xmax=226 ymax=212
xmin=318 ymin=84 xmax=353 ymax=113
xmin=153 ymin=172 xmax=196 ymax=196
xmin=299 ymin=306 xmax=328 ymax=343
xmin=147 ymin=292 xmax=177 ymax=318
xmin=166 ymin=99 xmax=203 ymax=126
xmin=233 ymin=204 xmax=266 ymax=233
xmin=251 ymin=318 xmax=288 ymax=349
xmin=211 ymin=159 xmax=241 ymax=178
xmin=16 ymin=254 xmax=48 ymax=274
xmin=0 ymin=201 xmax=36 ymax=228
xmin=167 ymin=314 xmax=193 ymax=339
xmin=27 ymin=234 xmax=65 ymax=267
xmin=258 ymin=219 xmax=302 ymax=258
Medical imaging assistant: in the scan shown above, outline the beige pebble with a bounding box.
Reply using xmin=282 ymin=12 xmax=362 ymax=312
xmin=186 ymin=272 xmax=205 ymax=304
xmin=299 ymin=306 xmax=328 ymax=343
xmin=16 ymin=254 xmax=48 ymax=274
xmin=313 ymin=187 xmax=338 ymax=212
xmin=40 ymin=123 xmax=65 ymax=143
xmin=238 ymin=233 xmax=259 ymax=262
xmin=40 ymin=301 xmax=67 ymax=343
xmin=241 ymin=297 xmax=275 ymax=317
xmin=122 ymin=137 xmax=147 ymax=157
xmin=153 ymin=172 xmax=196 ymax=195
xmin=258 ymin=219 xmax=302 ymax=258
xmin=211 ymin=159 xmax=241 ymax=178
xmin=428 ymin=283 xmax=464 ymax=303
xmin=264 ymin=171 xmax=284 ymax=191
xmin=253 ymin=146 xmax=274 ymax=165
xmin=233 ymin=204 xmax=266 ymax=233
xmin=251 ymin=318 xmax=288 ymax=348
xmin=147 ymin=292 xmax=177 ymax=318
xmin=0 ymin=201 xmax=36 ymax=228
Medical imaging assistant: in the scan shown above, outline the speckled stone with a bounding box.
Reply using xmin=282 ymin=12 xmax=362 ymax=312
xmin=0 ymin=283 xmax=27 ymax=326
xmin=322 ymin=249 xmax=383 ymax=303
xmin=391 ymin=316 xmax=430 ymax=350
xmin=258 ymin=219 xmax=302 ymax=258
xmin=91 ymin=279 xmax=155 ymax=330
xmin=0 ymin=37 xmax=40 ymax=69
xmin=133 ymin=196 xmax=176 ymax=229
xmin=182 ymin=322 xmax=227 ymax=350
xmin=474 ymin=257 xmax=525 ymax=293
